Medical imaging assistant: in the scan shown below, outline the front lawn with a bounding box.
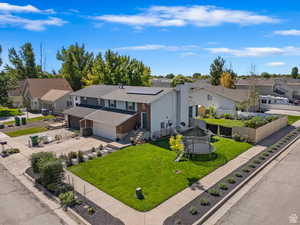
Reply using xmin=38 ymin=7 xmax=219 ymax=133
xmin=68 ymin=137 xmax=252 ymax=211
xmin=201 ymin=118 xmax=245 ymax=128
xmin=287 ymin=115 xmax=300 ymax=125
xmin=3 ymin=115 xmax=55 ymax=125
xmin=5 ymin=127 xmax=48 ymax=137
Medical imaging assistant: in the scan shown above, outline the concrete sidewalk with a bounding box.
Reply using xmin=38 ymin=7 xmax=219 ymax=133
xmin=65 ymin=120 xmax=300 ymax=225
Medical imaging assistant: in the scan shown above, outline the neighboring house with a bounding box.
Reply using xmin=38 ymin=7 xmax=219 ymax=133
xmin=40 ymin=89 xmax=73 ymax=114
xmin=151 ymin=78 xmax=173 ymax=87
xmin=235 ymin=77 xmax=300 ymax=100
xmin=22 ymin=78 xmax=73 ymax=112
xmin=64 ymin=84 xmax=195 ymax=141
xmin=7 ymin=80 xmax=25 ymax=108
xmin=189 ymin=83 xmax=255 ymax=115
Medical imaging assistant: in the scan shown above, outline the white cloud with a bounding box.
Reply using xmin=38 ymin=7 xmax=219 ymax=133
xmin=0 ymin=14 xmax=66 ymax=31
xmin=274 ymin=29 xmax=300 ymax=36
xmin=93 ymin=5 xmax=279 ymax=28
xmin=0 ymin=2 xmax=54 ymax=14
xmin=266 ymin=62 xmax=286 ymax=67
xmin=206 ymin=46 xmax=300 ymax=57
xmin=114 ymin=44 xmax=200 ymax=51
xmin=180 ymin=52 xmax=198 ymax=57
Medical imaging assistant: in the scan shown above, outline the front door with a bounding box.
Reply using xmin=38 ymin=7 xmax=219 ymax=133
xmin=141 ymin=112 xmax=148 ymax=129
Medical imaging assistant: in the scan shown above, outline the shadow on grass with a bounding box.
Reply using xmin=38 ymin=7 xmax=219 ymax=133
xmin=187 ymin=177 xmax=205 ymax=190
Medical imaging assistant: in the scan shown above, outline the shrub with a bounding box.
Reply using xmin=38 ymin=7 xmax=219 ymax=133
xmin=7 ymin=148 xmax=20 ymax=154
xmin=253 ymin=160 xmax=261 ymax=164
xmin=30 ymin=152 xmax=55 ymax=174
xmin=68 ymin=151 xmax=77 ymax=160
xmin=98 ymin=144 xmax=104 ymax=150
xmin=88 ymin=207 xmax=95 ymax=215
xmin=200 ymin=198 xmax=210 ymax=206
xmin=97 ymin=151 xmax=102 ymax=157
xmin=219 ymin=183 xmax=228 ymax=190
xmin=174 ymin=219 xmax=183 ymax=225
xmin=248 ymin=164 xmax=256 ymax=168
xmin=267 ymin=150 xmax=273 ymax=153
xmin=242 ymin=167 xmax=250 ymax=173
xmin=244 ymin=116 xmax=268 ymax=129
xmin=259 ymin=156 xmax=266 ymax=160
xmin=91 ymin=147 xmax=96 ymax=152
xmin=59 ymin=191 xmax=76 ymax=208
xmin=0 ymin=108 xmax=22 ymax=117
xmin=235 ymin=173 xmax=243 ymax=178
xmin=208 ymin=188 xmax=220 ymax=196
xmin=189 ymin=206 xmax=198 ymax=215
xmin=40 ymin=159 xmax=64 ymax=187
xmin=226 ymin=177 xmax=236 ymax=184
xmin=263 ymin=153 xmax=269 ymax=157
xmin=233 ymin=134 xmax=241 ymax=142
xmin=77 ymin=151 xmax=84 ymax=163
xmin=222 ymin=113 xmax=233 ymax=119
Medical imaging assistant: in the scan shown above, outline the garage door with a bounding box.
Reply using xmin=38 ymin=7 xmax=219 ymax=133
xmin=68 ymin=115 xmax=81 ymax=130
xmin=93 ymin=122 xmax=116 ymax=140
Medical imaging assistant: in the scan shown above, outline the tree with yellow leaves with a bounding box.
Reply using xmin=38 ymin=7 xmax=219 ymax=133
xmin=220 ymin=71 xmax=235 ymax=88
xmin=169 ymin=135 xmax=184 ymax=157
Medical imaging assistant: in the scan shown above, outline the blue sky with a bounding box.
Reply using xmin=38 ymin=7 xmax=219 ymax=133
xmin=0 ymin=0 xmax=300 ymax=76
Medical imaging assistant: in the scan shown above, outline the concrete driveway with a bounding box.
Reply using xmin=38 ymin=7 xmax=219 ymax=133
xmin=215 ymin=138 xmax=300 ymax=225
xmin=0 ymin=164 xmax=65 ymax=225
xmin=266 ymin=109 xmax=300 ymax=116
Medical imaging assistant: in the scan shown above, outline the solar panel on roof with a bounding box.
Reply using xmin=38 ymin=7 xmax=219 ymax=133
xmin=127 ymin=88 xmax=163 ymax=95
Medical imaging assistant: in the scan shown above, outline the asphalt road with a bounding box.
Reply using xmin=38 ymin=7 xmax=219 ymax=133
xmin=0 ymin=164 xmax=66 ymax=225
xmin=216 ymin=139 xmax=300 ymax=225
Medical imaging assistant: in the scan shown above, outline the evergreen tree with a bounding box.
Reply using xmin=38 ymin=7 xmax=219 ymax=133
xmin=209 ymin=56 xmax=225 ymax=85
xmin=291 ymin=67 xmax=299 ymax=79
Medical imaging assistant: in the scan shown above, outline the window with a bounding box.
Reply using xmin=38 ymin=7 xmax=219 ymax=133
xmin=109 ymin=100 xmax=116 ymax=108
xmin=126 ymin=102 xmax=136 ymax=111
xmin=261 ymin=99 xmax=267 ymax=104
xmin=207 ymin=94 xmax=213 ymax=101
xmin=160 ymin=122 xmax=165 ymax=129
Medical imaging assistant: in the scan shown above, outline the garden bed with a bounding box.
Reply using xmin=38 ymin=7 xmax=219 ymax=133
xmin=25 ymin=167 xmax=124 ymax=225
xmin=163 ymin=127 xmax=300 ymax=225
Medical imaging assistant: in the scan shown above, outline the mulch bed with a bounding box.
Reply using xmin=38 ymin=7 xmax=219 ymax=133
xmin=25 ymin=167 xmax=125 ymax=225
xmin=164 ymin=127 xmax=300 ymax=225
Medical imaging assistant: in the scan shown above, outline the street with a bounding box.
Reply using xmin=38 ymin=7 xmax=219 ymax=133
xmin=216 ymin=138 xmax=300 ymax=225
xmin=0 ymin=164 xmax=65 ymax=225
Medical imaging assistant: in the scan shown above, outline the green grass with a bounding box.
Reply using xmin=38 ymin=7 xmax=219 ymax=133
xmin=200 ymin=118 xmax=245 ymax=128
xmin=5 ymin=127 xmax=48 ymax=137
xmin=0 ymin=108 xmax=22 ymax=117
xmin=68 ymin=136 xmax=252 ymax=211
xmin=3 ymin=115 xmax=55 ymax=125
xmin=287 ymin=115 xmax=300 ymax=125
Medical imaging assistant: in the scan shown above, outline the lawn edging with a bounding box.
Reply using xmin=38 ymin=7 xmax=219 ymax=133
xmin=193 ymin=132 xmax=300 ymax=225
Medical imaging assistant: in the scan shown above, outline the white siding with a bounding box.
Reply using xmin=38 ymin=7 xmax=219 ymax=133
xmin=150 ymin=91 xmax=177 ymax=134
xmin=93 ymin=122 xmax=116 ymax=140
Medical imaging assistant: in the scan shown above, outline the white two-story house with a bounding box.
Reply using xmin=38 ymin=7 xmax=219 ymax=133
xmin=64 ymin=84 xmax=196 ymax=141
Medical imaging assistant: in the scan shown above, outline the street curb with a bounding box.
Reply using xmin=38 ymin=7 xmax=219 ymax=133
xmin=23 ymin=171 xmax=91 ymax=225
xmin=193 ymin=134 xmax=300 ymax=225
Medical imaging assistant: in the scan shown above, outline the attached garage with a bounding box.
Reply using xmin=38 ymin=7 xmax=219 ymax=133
xmin=93 ymin=122 xmax=117 ymax=140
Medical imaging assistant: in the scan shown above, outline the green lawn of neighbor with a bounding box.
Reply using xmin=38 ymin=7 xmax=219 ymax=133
xmin=68 ymin=136 xmax=252 ymax=211
xmin=287 ymin=115 xmax=300 ymax=125
xmin=5 ymin=127 xmax=48 ymax=137
xmin=3 ymin=115 xmax=55 ymax=125
xmin=200 ymin=118 xmax=245 ymax=128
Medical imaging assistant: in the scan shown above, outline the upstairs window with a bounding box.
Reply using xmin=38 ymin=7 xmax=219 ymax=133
xmin=160 ymin=122 xmax=165 ymax=129
xmin=207 ymin=94 xmax=213 ymax=101
xmin=109 ymin=100 xmax=116 ymax=108
xmin=126 ymin=102 xmax=136 ymax=111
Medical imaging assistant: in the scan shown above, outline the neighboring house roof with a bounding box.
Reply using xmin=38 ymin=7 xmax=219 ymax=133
xmin=8 ymin=80 xmax=25 ymax=96
xmin=71 ymin=84 xmax=174 ymax=104
xmin=101 ymin=86 xmax=174 ymax=104
xmin=25 ymin=78 xmax=72 ymax=98
xmin=40 ymin=89 xmax=71 ymax=102
xmin=235 ymin=78 xmax=275 ymax=86
xmin=64 ymin=106 xmax=97 ymax=118
xmin=70 ymin=85 xmax=119 ymax=98
xmin=193 ymin=83 xmax=250 ymax=103
xmin=84 ymin=109 xmax=135 ymax=126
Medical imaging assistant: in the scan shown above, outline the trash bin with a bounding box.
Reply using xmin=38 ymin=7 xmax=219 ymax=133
xmin=30 ymin=135 xmax=39 ymax=147
xmin=21 ymin=117 xmax=27 ymax=125
xmin=15 ymin=117 xmax=20 ymax=126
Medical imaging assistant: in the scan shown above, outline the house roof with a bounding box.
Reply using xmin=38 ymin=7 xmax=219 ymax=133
xmin=71 ymin=84 xmax=174 ymax=104
xmin=25 ymin=78 xmax=72 ymax=98
xmin=193 ymin=83 xmax=250 ymax=103
xmin=84 ymin=109 xmax=135 ymax=126
xmin=40 ymin=89 xmax=71 ymax=102
xmin=70 ymin=85 xmax=119 ymax=98
xmin=63 ymin=106 xmax=97 ymax=118
xmin=235 ymin=78 xmax=275 ymax=86
xmin=101 ymin=86 xmax=174 ymax=104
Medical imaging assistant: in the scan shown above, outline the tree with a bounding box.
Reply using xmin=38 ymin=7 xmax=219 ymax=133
xmin=169 ymin=135 xmax=184 ymax=157
xmin=192 ymin=73 xmax=202 ymax=79
xmin=57 ymin=43 xmax=94 ymax=90
xmin=210 ymin=56 xmax=225 ymax=85
xmin=220 ymin=71 xmax=234 ymax=88
xmin=83 ymin=50 xmax=151 ymax=87
xmin=261 ymin=72 xmax=271 ymax=78
xmin=165 ymin=73 xmax=175 ymax=79
xmin=291 ymin=67 xmax=299 ymax=79
xmin=5 ymin=43 xmax=42 ymax=80
xmin=171 ymin=75 xmax=193 ymax=87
